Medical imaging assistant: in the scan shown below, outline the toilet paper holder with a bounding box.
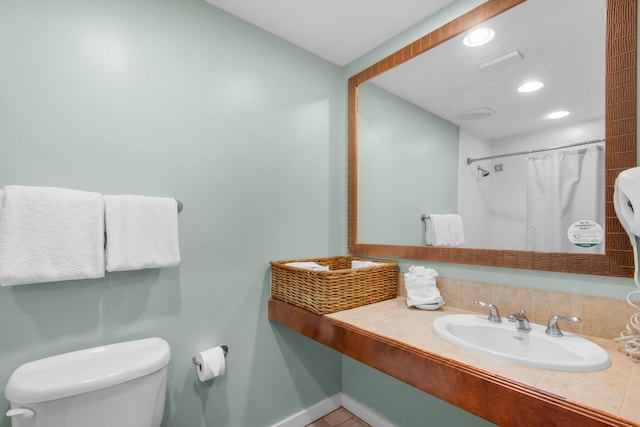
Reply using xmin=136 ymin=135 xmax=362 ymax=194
xmin=192 ymin=345 xmax=228 ymax=371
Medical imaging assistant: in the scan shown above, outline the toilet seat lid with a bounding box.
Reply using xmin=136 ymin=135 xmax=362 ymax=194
xmin=5 ymin=337 xmax=170 ymax=404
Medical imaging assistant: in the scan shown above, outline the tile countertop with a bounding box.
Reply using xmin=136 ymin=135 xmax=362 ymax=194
xmin=328 ymin=298 xmax=640 ymax=424
xmin=268 ymin=297 xmax=640 ymax=426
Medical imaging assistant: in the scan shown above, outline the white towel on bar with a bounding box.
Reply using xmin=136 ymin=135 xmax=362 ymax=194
xmin=426 ymin=214 xmax=451 ymax=246
xmin=105 ymin=195 xmax=180 ymax=272
xmin=446 ymin=214 xmax=465 ymax=247
xmin=0 ymin=185 xmax=105 ymax=286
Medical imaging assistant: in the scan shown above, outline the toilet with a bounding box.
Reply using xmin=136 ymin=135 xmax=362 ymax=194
xmin=4 ymin=337 xmax=170 ymax=427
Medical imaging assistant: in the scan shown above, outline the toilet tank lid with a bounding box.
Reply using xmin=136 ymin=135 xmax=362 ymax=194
xmin=5 ymin=337 xmax=171 ymax=404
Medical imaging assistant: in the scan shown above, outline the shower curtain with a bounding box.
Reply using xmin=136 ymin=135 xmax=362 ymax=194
xmin=526 ymin=145 xmax=604 ymax=253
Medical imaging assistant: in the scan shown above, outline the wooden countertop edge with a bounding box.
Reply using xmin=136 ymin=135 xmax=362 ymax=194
xmin=268 ymin=298 xmax=639 ymax=427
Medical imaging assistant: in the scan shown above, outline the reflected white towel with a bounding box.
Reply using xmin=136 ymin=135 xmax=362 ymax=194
xmin=0 ymin=185 xmax=105 ymax=286
xmin=426 ymin=214 xmax=465 ymax=247
xmin=426 ymin=215 xmax=451 ymax=246
xmin=404 ymin=266 xmax=443 ymax=307
xmin=0 ymin=189 xmax=4 ymax=230
xmin=105 ymin=195 xmax=180 ymax=272
xmin=285 ymin=262 xmax=329 ymax=271
xmin=446 ymin=214 xmax=465 ymax=247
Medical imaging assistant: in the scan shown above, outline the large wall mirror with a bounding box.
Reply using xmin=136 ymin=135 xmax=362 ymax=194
xmin=348 ymin=0 xmax=637 ymax=277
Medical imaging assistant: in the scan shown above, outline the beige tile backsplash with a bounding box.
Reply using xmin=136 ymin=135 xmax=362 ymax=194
xmin=398 ymin=274 xmax=637 ymax=340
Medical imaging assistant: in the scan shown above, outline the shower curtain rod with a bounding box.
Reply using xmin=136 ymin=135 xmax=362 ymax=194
xmin=466 ymin=138 xmax=605 ymax=165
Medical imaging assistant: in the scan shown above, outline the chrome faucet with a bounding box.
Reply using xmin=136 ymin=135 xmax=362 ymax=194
xmin=508 ymin=310 xmax=531 ymax=331
xmin=474 ymin=300 xmax=501 ymax=323
xmin=545 ymin=315 xmax=582 ymax=337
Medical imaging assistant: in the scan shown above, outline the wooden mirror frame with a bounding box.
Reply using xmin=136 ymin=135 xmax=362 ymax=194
xmin=348 ymin=0 xmax=637 ymax=277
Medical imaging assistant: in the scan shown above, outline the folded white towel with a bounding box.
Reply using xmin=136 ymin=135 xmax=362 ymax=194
xmin=0 ymin=185 xmax=105 ymax=286
xmin=351 ymin=260 xmax=382 ymax=269
xmin=404 ymin=266 xmax=444 ymax=307
xmin=105 ymin=195 xmax=180 ymax=272
xmin=446 ymin=214 xmax=465 ymax=247
xmin=285 ymin=262 xmax=329 ymax=271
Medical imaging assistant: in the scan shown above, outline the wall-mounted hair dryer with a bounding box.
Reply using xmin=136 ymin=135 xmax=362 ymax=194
xmin=614 ymin=166 xmax=640 ymax=251
xmin=613 ymin=166 xmax=640 ymax=362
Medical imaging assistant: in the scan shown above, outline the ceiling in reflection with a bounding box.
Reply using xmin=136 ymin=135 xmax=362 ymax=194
xmin=370 ymin=0 xmax=606 ymax=141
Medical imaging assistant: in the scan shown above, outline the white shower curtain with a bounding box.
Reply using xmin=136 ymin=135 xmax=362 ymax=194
xmin=526 ymin=145 xmax=604 ymax=253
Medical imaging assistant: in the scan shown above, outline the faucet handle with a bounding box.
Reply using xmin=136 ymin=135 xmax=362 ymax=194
xmin=545 ymin=315 xmax=581 ymax=337
xmin=474 ymin=300 xmax=502 ymax=323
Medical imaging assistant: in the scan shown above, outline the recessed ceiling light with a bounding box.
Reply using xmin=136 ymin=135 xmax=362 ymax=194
xmin=518 ymin=81 xmax=544 ymax=93
xmin=463 ymin=27 xmax=495 ymax=47
xmin=546 ymin=110 xmax=570 ymax=119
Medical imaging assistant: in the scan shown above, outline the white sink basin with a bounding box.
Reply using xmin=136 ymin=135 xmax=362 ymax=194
xmin=432 ymin=314 xmax=611 ymax=372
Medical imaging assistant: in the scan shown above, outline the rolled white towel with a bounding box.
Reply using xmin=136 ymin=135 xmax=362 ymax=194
xmin=408 ymin=265 xmax=430 ymax=277
xmin=285 ymin=262 xmax=329 ymax=271
xmin=351 ymin=260 xmax=383 ymax=269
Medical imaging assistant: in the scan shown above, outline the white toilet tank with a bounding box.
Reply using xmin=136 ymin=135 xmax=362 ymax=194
xmin=4 ymin=337 xmax=170 ymax=427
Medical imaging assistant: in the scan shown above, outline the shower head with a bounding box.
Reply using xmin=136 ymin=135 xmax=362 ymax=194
xmin=477 ymin=166 xmax=490 ymax=177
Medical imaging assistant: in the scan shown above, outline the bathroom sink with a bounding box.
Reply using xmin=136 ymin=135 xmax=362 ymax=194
xmin=432 ymin=314 xmax=611 ymax=372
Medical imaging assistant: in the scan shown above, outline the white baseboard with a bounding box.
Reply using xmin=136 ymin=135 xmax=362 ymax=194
xmin=270 ymin=394 xmax=342 ymax=427
xmin=270 ymin=393 xmax=395 ymax=427
xmin=341 ymin=393 xmax=395 ymax=427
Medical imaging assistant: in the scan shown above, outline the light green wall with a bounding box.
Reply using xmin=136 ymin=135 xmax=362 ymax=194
xmin=357 ymin=83 xmax=458 ymax=246
xmin=342 ymin=357 xmax=495 ymax=426
xmin=0 ymin=0 xmax=636 ymax=426
xmin=0 ymin=0 xmax=343 ymax=425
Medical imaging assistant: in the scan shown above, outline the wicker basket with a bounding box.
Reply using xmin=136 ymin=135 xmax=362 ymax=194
xmin=270 ymin=256 xmax=398 ymax=314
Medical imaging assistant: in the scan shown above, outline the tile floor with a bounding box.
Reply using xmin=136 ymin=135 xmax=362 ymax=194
xmin=306 ymin=407 xmax=370 ymax=427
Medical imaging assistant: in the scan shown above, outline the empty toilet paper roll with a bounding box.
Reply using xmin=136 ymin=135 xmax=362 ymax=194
xmin=194 ymin=346 xmax=226 ymax=382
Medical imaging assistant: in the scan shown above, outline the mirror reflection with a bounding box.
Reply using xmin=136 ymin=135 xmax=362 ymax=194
xmin=357 ymin=0 xmax=606 ymax=254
